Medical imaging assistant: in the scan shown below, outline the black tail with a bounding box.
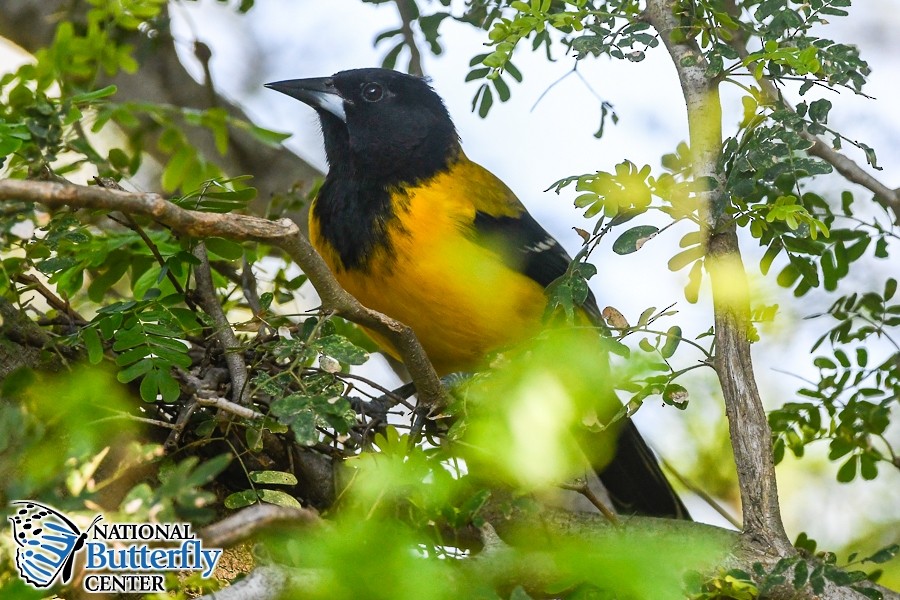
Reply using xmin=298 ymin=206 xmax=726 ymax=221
xmin=590 ymin=419 xmax=691 ymax=520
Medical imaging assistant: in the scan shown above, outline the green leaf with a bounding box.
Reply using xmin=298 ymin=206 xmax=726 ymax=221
xmin=257 ymin=489 xmax=302 ymax=508
xmin=637 ymin=307 xmax=655 ymax=326
xmin=793 ymin=560 xmax=809 ymax=589
xmin=83 ymin=327 xmax=104 ymax=364
xmin=259 ymin=292 xmax=273 ymax=311
xmin=864 ymin=544 xmax=899 ymax=564
xmin=249 ymin=470 xmax=299 ymax=486
xmin=224 ymin=489 xmax=258 ymax=509
xmin=204 ymin=237 xmax=243 ymax=260
xmin=70 ymin=85 xmax=118 ymax=104
xmin=662 ymin=383 xmax=689 ymax=409
xmin=478 ymin=85 xmax=493 ymax=118
xmin=493 ymin=75 xmax=511 ymax=102
xmin=271 ymin=395 xmax=320 ymax=445
xmin=829 ymin=437 xmax=853 ymax=460
xmin=836 ymin=455 xmax=857 ymax=482
xmin=660 ymin=326 xmax=682 ymax=358
xmin=859 ymin=453 xmax=878 ymax=481
xmin=466 ymin=68 xmax=490 ymax=82
xmin=685 ymin=259 xmax=703 ymax=304
xmin=795 ymin=532 xmax=817 ymax=555
xmin=117 ymin=357 xmax=155 ymax=383
xmin=139 ymin=369 xmax=159 ymax=402
xmin=239 ymin=123 xmax=291 ymax=146
xmin=668 ymin=245 xmax=705 ymax=272
xmin=810 ymin=564 xmax=826 ymax=595
xmin=381 ymin=41 xmax=404 ymax=71
xmin=157 ymin=369 xmax=181 ymax=403
xmin=186 ymin=453 xmax=232 ymax=486
xmin=0 ymin=135 xmax=23 ymax=156
xmin=612 ymin=225 xmax=659 ymax=255
xmin=162 ymin=146 xmax=195 ymax=192
xmin=313 ymin=334 xmax=369 ymax=365
xmin=851 ymin=586 xmax=884 ymax=600
xmin=885 ymin=278 xmax=897 ymax=301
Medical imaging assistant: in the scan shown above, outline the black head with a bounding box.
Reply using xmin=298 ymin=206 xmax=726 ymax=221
xmin=266 ymin=68 xmax=460 ymax=186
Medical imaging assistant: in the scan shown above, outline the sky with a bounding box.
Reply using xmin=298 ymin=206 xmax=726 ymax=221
xmin=1 ymin=0 xmax=898 ymax=547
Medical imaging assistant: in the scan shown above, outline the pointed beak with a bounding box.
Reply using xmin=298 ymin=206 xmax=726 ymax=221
xmin=265 ymin=77 xmax=347 ymax=122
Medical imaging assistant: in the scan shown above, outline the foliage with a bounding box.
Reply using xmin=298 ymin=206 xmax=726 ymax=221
xmin=769 ymin=279 xmax=900 ymax=482
xmin=378 ymin=0 xmax=896 ymax=486
xmin=0 ymin=0 xmax=898 ymax=598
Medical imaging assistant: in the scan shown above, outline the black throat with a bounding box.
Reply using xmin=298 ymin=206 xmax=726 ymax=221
xmin=313 ymin=111 xmax=459 ymax=271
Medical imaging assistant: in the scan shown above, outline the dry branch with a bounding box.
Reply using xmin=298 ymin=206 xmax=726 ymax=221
xmin=0 ymin=178 xmax=446 ymax=410
xmin=192 ymin=242 xmax=251 ymax=404
xmin=199 ymin=503 xmax=320 ymax=549
xmin=191 ymin=501 xmax=895 ymax=600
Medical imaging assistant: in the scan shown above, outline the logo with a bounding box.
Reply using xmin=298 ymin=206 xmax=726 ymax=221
xmin=9 ymin=501 xmax=101 ymax=588
xmin=8 ymin=501 xmax=222 ymax=594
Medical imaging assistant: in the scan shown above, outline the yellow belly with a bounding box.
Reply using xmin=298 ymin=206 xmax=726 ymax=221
xmin=309 ymin=164 xmax=548 ymax=375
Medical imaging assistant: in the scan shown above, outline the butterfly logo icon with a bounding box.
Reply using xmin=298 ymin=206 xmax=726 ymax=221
xmin=8 ymin=501 xmax=102 ymax=589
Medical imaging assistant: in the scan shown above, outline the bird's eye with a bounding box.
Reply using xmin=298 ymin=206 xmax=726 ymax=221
xmin=361 ymin=82 xmax=384 ymax=102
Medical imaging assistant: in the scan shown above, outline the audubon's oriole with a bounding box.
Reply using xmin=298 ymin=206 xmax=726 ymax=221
xmin=266 ymin=68 xmax=689 ymax=520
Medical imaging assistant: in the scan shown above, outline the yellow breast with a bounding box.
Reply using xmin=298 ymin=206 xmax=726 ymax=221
xmin=309 ymin=157 xmax=549 ymax=375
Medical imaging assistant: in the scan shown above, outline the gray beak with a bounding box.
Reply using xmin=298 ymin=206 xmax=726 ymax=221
xmin=265 ymin=77 xmax=347 ymax=122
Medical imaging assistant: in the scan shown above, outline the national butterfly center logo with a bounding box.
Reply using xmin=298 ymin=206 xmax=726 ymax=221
xmin=8 ymin=501 xmax=222 ymax=594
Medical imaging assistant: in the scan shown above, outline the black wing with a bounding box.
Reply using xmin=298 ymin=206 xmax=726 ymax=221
xmin=471 ymin=210 xmax=603 ymax=324
xmin=472 ymin=211 xmax=690 ymax=520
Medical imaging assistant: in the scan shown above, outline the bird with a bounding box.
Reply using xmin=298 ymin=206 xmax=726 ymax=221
xmin=266 ymin=67 xmax=689 ymax=519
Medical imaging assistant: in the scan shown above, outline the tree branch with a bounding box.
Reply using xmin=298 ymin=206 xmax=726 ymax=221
xmin=394 ymin=0 xmax=424 ymax=77
xmin=192 ymin=242 xmax=251 ymax=404
xmin=644 ymin=0 xmax=792 ymax=555
xmin=0 ymin=179 xmax=446 ymax=411
xmin=191 ymin=501 xmax=896 ymax=600
xmin=199 ymin=503 xmax=320 ymax=549
xmin=14 ymin=273 xmax=86 ymax=323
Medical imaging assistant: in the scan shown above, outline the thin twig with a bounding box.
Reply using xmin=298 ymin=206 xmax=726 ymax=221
xmin=93 ymin=411 xmax=178 ymax=429
xmin=658 ymin=457 xmax=742 ymax=529
xmin=559 ymin=480 xmax=620 ymax=525
xmin=121 ymin=212 xmax=190 ymax=297
xmin=531 ymin=65 xmax=577 ymax=112
xmin=94 ymin=177 xmax=195 ymax=303
xmin=199 ymin=503 xmax=320 ymax=549
xmin=304 ymin=368 xmax=416 ymax=411
xmin=14 ymin=273 xmax=86 ymax=323
xmin=241 ymin=255 xmax=263 ymax=314
xmin=165 ymin=398 xmax=199 ymax=450
xmin=394 ymin=0 xmax=424 ymax=77
xmin=192 ymin=242 xmax=251 ymax=405
xmin=195 ymin=395 xmax=265 ymax=420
